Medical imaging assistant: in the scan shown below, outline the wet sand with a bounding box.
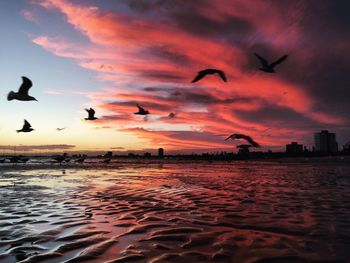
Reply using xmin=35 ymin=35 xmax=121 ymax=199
xmin=1 ymin=160 xmax=350 ymax=262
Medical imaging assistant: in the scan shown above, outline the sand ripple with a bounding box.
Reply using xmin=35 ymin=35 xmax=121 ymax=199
xmin=1 ymin=161 xmax=350 ymax=262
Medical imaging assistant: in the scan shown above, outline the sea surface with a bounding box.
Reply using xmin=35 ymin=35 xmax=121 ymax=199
xmin=0 ymin=159 xmax=350 ymax=262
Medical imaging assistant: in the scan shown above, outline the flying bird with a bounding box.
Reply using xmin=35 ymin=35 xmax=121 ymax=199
xmin=191 ymin=69 xmax=227 ymax=83
xmin=225 ymin=133 xmax=260 ymax=147
xmin=8 ymin=76 xmax=38 ymax=101
xmin=85 ymin=108 xmax=98 ymax=120
xmin=56 ymin=127 xmax=66 ymax=131
xmin=254 ymin=53 xmax=288 ymax=73
xmin=134 ymin=104 xmax=150 ymax=115
xmin=17 ymin=119 xmax=34 ymax=133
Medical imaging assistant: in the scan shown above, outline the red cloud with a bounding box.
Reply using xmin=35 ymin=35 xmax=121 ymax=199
xmin=28 ymin=0 xmax=349 ymax=151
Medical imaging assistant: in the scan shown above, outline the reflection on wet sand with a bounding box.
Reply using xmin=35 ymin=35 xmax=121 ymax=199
xmin=0 ymin=160 xmax=350 ymax=262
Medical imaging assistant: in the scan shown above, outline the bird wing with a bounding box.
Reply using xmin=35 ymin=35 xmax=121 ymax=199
xmin=242 ymin=135 xmax=260 ymax=147
xmin=18 ymin=76 xmax=33 ymax=95
xmin=23 ymin=119 xmax=32 ymax=129
xmin=270 ymin=54 xmax=288 ymax=68
xmin=137 ymin=104 xmax=144 ymax=111
xmin=191 ymin=71 xmax=206 ymax=83
xmin=216 ymin=70 xmax=227 ymax=82
xmin=254 ymin=53 xmax=268 ymax=67
xmin=224 ymin=134 xmax=235 ymax=141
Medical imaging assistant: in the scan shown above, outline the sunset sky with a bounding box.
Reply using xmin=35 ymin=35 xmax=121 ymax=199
xmin=0 ymin=0 xmax=349 ymax=154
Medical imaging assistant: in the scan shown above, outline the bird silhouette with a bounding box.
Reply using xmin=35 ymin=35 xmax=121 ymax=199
xmin=17 ymin=119 xmax=34 ymax=133
xmin=56 ymin=127 xmax=66 ymax=131
xmin=8 ymin=76 xmax=38 ymax=101
xmin=192 ymin=69 xmax=227 ymax=83
xmin=85 ymin=108 xmax=98 ymax=120
xmin=225 ymin=133 xmax=260 ymax=147
xmin=134 ymin=104 xmax=150 ymax=115
xmin=254 ymin=53 xmax=288 ymax=73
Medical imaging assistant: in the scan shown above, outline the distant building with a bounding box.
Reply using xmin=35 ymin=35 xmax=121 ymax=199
xmin=286 ymin=142 xmax=303 ymax=154
xmin=158 ymin=148 xmax=164 ymax=158
xmin=343 ymin=142 xmax=350 ymax=153
xmin=314 ymin=130 xmax=338 ymax=154
xmin=144 ymin=152 xmax=151 ymax=157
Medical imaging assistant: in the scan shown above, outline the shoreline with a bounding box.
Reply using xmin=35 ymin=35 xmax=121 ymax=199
xmin=0 ymin=155 xmax=349 ymax=171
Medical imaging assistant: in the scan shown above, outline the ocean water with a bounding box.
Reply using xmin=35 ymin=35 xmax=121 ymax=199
xmin=0 ymin=160 xmax=349 ymax=262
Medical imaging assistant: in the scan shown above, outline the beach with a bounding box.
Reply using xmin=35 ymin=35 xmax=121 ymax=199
xmin=1 ymin=159 xmax=350 ymax=262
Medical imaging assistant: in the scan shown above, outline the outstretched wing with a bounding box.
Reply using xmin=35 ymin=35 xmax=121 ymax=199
xmin=270 ymin=54 xmax=288 ymax=68
xmin=18 ymin=76 xmax=33 ymax=95
xmin=191 ymin=71 xmax=206 ymax=83
xmin=242 ymin=135 xmax=260 ymax=147
xmin=137 ymin=104 xmax=144 ymax=111
xmin=216 ymin=70 xmax=227 ymax=82
xmin=224 ymin=134 xmax=236 ymax=141
xmin=254 ymin=53 xmax=268 ymax=67
xmin=23 ymin=119 xmax=32 ymax=129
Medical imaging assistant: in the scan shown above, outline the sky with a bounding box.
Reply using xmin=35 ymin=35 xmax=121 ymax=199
xmin=0 ymin=0 xmax=349 ymax=154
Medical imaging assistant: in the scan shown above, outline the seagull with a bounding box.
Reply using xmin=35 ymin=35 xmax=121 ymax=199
xmin=225 ymin=133 xmax=260 ymax=147
xmin=85 ymin=108 xmax=98 ymax=120
xmin=56 ymin=127 xmax=66 ymax=131
xmin=134 ymin=104 xmax=150 ymax=115
xmin=17 ymin=120 xmax=34 ymax=133
xmin=8 ymin=76 xmax=38 ymax=101
xmin=254 ymin=53 xmax=288 ymax=73
xmin=192 ymin=69 xmax=227 ymax=83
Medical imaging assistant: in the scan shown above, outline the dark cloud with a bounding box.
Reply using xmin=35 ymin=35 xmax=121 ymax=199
xmin=172 ymin=10 xmax=253 ymax=42
xmin=139 ymin=70 xmax=186 ymax=81
xmin=146 ymin=46 xmax=193 ymax=66
xmin=0 ymin=144 xmax=76 ymax=151
xmin=236 ymin=104 xmax=332 ymax=131
xmin=110 ymin=146 xmax=125 ymax=149
xmin=142 ymin=86 xmax=256 ymax=105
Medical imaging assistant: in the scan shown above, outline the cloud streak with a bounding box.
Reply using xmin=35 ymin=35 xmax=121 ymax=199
xmin=0 ymin=144 xmax=76 ymax=151
xmin=26 ymin=0 xmax=350 ymax=151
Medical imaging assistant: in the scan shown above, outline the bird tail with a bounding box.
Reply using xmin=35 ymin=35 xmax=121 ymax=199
xmin=7 ymin=91 xmax=16 ymax=101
